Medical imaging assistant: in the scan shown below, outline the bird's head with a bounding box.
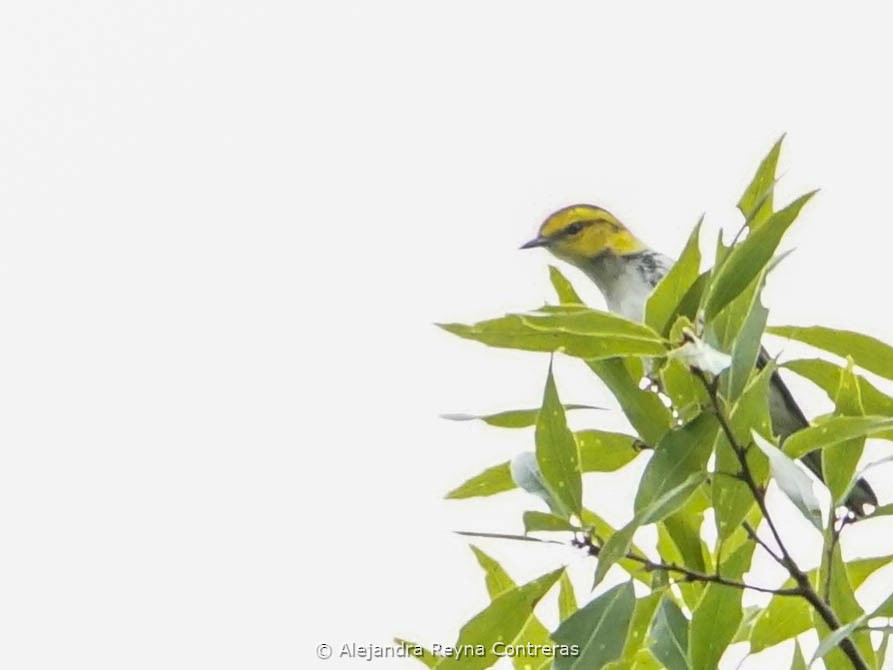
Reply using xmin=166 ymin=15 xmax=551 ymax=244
xmin=521 ymin=204 xmax=645 ymax=266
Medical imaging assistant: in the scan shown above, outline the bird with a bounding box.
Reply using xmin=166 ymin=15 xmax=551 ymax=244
xmin=521 ymin=203 xmax=877 ymax=517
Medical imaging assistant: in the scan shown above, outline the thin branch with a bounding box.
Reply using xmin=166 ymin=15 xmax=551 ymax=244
xmin=693 ymin=369 xmax=869 ymax=670
xmin=742 ymin=520 xmax=784 ymax=565
xmin=571 ymin=535 xmax=801 ymax=597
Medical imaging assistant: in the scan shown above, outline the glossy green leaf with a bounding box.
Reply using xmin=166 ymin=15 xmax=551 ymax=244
xmin=558 ymin=572 xmax=578 ymax=622
xmin=783 ymin=415 xmax=893 ymax=459
xmin=768 ymin=324 xmax=893 ymax=380
xmin=646 ymin=221 xmax=702 ymax=335
xmin=635 ymin=414 xmax=718 ymax=517
xmin=704 ymin=191 xmax=815 ymax=319
xmin=535 ymin=364 xmax=582 ymax=516
xmin=440 ymin=311 xmax=666 ymax=360
xmin=446 ymin=462 xmax=514 ymax=499
xmin=553 ymin=581 xmax=636 ymax=670
xmin=442 ymin=404 xmax=601 ymax=428
xmin=435 ymin=568 xmax=563 ymax=670
xmin=649 ymin=597 xmax=691 ymax=670
xmin=660 ymin=357 xmax=707 ymax=423
xmin=524 ymin=511 xmax=578 ymax=533
xmin=577 ymin=430 xmax=642 ymax=472
xmin=738 ymin=136 xmax=784 ymax=229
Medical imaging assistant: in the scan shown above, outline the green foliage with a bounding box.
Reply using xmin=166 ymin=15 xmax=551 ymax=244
xmin=428 ymin=137 xmax=893 ymax=670
xmin=552 ymin=582 xmax=636 ymax=670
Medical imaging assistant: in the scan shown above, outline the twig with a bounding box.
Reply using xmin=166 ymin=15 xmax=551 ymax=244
xmin=693 ymin=369 xmax=869 ymax=670
xmin=571 ymin=535 xmax=801 ymax=597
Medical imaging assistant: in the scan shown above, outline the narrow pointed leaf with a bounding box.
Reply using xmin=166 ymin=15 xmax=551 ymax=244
xmin=635 ymin=414 xmax=718 ymax=517
xmin=768 ymin=324 xmax=893 ymax=380
xmin=783 ymin=415 xmax=893 ymax=459
xmin=646 ymin=221 xmax=702 ymax=335
xmin=649 ymin=597 xmax=691 ymax=670
xmin=558 ymin=572 xmax=578 ymax=622
xmin=446 ymin=462 xmax=514 ymax=499
xmin=442 ymin=404 xmax=601 ymax=429
xmin=394 ymin=639 xmax=439 ymax=668
xmin=823 ymin=360 xmax=866 ymax=503
xmin=738 ymin=136 xmax=784 ymax=229
xmin=440 ymin=313 xmax=666 ymax=360
xmin=436 ymin=568 xmax=563 ymax=670
xmin=536 ymin=365 xmax=582 ymax=516
xmin=577 ymin=430 xmax=642 ymax=472
xmin=470 ymin=545 xmax=516 ymax=598
xmin=587 ymin=358 xmax=674 ymax=445
xmin=552 ymin=581 xmax=636 ymax=670
xmin=550 ymin=265 xmax=584 ymax=305
xmin=704 ymin=191 xmax=815 ymax=319
xmin=783 ymin=358 xmax=893 ymax=418
xmin=524 ymin=511 xmax=578 ymax=533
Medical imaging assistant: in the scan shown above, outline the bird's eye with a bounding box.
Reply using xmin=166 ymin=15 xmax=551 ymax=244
xmin=565 ymin=222 xmax=584 ymax=235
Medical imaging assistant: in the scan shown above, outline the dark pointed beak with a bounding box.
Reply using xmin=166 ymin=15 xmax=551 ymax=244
xmin=520 ymin=236 xmax=549 ymax=250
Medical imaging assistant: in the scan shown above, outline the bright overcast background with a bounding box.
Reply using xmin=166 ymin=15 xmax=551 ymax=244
xmin=2 ymin=2 xmax=893 ymax=669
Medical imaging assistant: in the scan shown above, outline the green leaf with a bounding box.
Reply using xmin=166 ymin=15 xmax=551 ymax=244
xmin=467 ymin=545 xmax=561 ymax=670
xmin=749 ymin=588 xmax=811 ymax=653
xmin=394 ymin=639 xmax=440 ymax=668
xmin=712 ymin=364 xmax=772 ymax=539
xmin=646 ymin=221 xmax=702 ymax=336
xmin=587 ymin=359 xmax=674 ymax=446
xmin=577 ymin=430 xmax=643 ymax=472
xmin=442 ymin=404 xmax=601 ymax=428
xmin=581 ymin=508 xmax=654 ymax=587
xmin=783 ymin=415 xmax=893 ymax=459
xmin=814 ymin=544 xmax=876 ymax=670
xmin=594 ymin=472 xmax=706 ymax=588
xmin=524 ymin=511 xmax=578 ymax=533
xmin=435 ymin=568 xmax=563 ymax=670
xmin=790 ymin=642 xmax=807 ymax=670
xmin=848 ymin=553 xmax=893 ymax=589
xmin=660 ymin=357 xmax=707 ymax=423
xmin=634 ymin=414 xmax=719 ymax=518
xmin=558 ymin=572 xmax=578 ymax=622
xmin=783 ymin=357 xmax=893 ymax=418
xmin=768 ymin=324 xmax=893 ymax=381
xmin=738 ymin=136 xmax=784 ymax=229
xmin=550 ymin=265 xmax=584 ymax=304
xmin=823 ymin=359 xmax=866 ymax=504
xmin=649 ymin=597 xmax=691 ymax=670
xmin=717 ymin=273 xmax=769 ymax=402
xmin=536 ymin=364 xmax=582 ymax=517
xmin=552 ymin=581 xmax=637 ymax=670
xmin=440 ymin=310 xmax=667 ymax=360
xmin=689 ymin=541 xmax=753 ymax=670
xmin=470 ymin=545 xmax=516 ymax=598
xmin=704 ymin=191 xmax=815 ymax=319
xmin=446 ymin=462 xmax=514 ymax=499
xmin=618 ymin=594 xmax=664 ymax=665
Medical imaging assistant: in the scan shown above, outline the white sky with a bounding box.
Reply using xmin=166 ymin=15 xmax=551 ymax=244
xmin=2 ymin=1 xmax=893 ymax=669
